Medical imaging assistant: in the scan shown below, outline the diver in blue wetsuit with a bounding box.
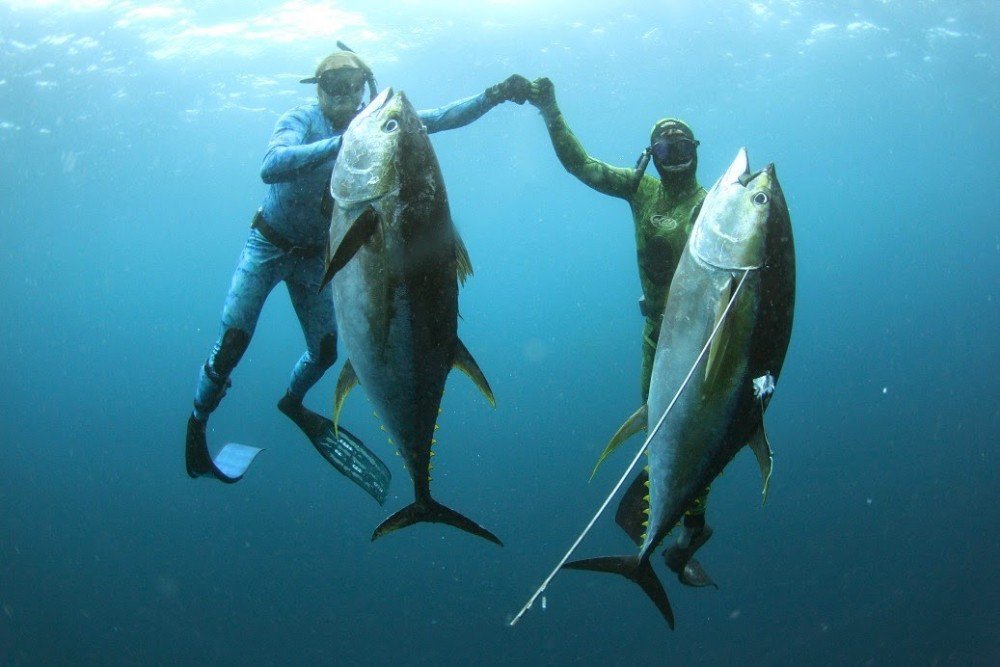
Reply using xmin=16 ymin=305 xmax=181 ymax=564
xmin=186 ymin=45 xmax=531 ymax=502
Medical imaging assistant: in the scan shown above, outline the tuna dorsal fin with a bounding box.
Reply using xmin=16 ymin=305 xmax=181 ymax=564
xmin=333 ymin=360 xmax=359 ymax=433
xmin=453 ymin=338 xmax=495 ymax=407
xmin=614 ymin=469 xmax=650 ymax=546
xmin=454 ymin=231 xmax=473 ymax=286
xmin=705 ymin=275 xmax=737 ymax=385
xmin=590 ymin=404 xmax=648 ymax=480
xmin=320 ymin=206 xmax=380 ymax=290
xmin=747 ymin=408 xmax=773 ymax=505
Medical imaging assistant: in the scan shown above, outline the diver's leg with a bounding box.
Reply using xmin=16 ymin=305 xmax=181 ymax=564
xmin=192 ymin=230 xmax=284 ymax=422
xmin=187 ymin=230 xmax=284 ymax=479
xmin=663 ymin=489 xmax=717 ymax=588
xmin=282 ymin=255 xmax=338 ymax=405
xmin=278 ymin=256 xmax=390 ymax=504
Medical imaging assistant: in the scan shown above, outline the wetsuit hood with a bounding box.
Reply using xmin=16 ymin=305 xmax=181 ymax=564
xmin=650 ymin=117 xmax=699 ymax=187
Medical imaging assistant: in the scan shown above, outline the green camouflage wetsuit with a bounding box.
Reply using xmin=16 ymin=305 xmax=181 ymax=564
xmin=534 ymin=92 xmax=710 ymax=518
xmin=535 ymin=109 xmax=706 ymax=399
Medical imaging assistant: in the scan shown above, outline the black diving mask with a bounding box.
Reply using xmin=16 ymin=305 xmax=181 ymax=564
xmin=651 ymin=136 xmax=700 ymax=166
xmin=302 ymin=70 xmax=366 ymax=98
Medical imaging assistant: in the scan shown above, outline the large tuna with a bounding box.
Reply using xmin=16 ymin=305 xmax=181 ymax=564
xmin=320 ymin=88 xmax=500 ymax=546
xmin=564 ymin=148 xmax=796 ymax=627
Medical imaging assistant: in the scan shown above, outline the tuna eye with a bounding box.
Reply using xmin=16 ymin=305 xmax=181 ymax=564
xmin=383 ymin=119 xmax=399 ymax=132
xmin=752 ymin=192 xmax=769 ymax=206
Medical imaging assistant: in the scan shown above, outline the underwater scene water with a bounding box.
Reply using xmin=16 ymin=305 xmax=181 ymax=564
xmin=1 ymin=1 xmax=997 ymax=664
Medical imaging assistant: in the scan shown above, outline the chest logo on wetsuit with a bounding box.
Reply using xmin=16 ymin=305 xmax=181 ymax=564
xmin=650 ymin=214 xmax=679 ymax=231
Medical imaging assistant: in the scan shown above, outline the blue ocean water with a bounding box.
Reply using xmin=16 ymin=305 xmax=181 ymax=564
xmin=1 ymin=0 xmax=997 ymax=663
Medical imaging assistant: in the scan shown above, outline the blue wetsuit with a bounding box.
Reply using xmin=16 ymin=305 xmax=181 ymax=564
xmin=193 ymin=93 xmax=501 ymax=420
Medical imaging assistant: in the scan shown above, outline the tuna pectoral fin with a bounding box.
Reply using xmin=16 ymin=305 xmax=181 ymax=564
xmin=372 ymin=499 xmax=503 ymax=546
xmin=563 ymin=555 xmax=674 ymax=629
xmin=320 ymin=206 xmax=380 ymax=289
xmin=453 ymin=338 xmax=495 ymax=407
xmin=747 ymin=414 xmax=774 ymax=505
xmin=333 ymin=360 xmax=359 ymax=433
xmin=705 ymin=276 xmax=738 ymax=386
xmin=615 ymin=470 xmax=650 ymax=546
xmin=590 ymin=405 xmax=648 ymax=480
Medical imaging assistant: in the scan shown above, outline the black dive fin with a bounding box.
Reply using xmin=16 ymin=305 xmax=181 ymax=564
xmin=320 ymin=206 xmax=380 ymax=290
xmin=591 ymin=404 xmax=648 ymax=480
xmin=453 ymin=338 xmax=495 ymax=407
xmin=562 ymin=555 xmax=674 ymax=629
xmin=185 ymin=416 xmax=263 ymax=483
xmin=615 ymin=470 xmax=650 ymax=546
xmin=663 ymin=524 xmax=715 ymax=587
xmin=372 ymin=498 xmax=503 ymax=546
xmin=678 ymin=558 xmax=718 ymax=589
xmin=278 ymin=397 xmax=390 ymax=505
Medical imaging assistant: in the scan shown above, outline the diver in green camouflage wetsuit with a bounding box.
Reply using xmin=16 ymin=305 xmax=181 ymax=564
xmin=528 ymin=77 xmax=716 ymax=587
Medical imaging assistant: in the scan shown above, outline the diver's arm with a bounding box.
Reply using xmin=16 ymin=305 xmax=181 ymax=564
xmin=260 ymin=108 xmax=342 ymax=184
xmin=419 ymin=94 xmax=495 ymax=134
xmin=420 ymin=75 xmax=531 ymax=134
xmin=528 ymin=78 xmax=639 ymax=200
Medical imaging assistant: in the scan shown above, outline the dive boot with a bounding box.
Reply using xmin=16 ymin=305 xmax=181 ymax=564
xmin=663 ymin=514 xmax=718 ymax=589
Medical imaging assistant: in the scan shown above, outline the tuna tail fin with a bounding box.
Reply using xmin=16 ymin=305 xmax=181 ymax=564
xmin=563 ymin=555 xmax=675 ymax=629
xmin=372 ymin=498 xmax=503 ymax=547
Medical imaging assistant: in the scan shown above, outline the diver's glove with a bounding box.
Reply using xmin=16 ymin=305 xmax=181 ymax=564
xmin=527 ymin=77 xmax=559 ymax=119
xmin=484 ymin=74 xmax=531 ymax=106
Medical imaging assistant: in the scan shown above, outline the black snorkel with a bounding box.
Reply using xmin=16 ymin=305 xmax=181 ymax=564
xmin=336 ymin=40 xmax=378 ymax=105
xmin=631 ymin=146 xmax=652 ymax=191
